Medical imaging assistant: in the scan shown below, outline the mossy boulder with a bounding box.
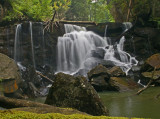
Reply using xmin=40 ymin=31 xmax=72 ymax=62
xmin=109 ymin=77 xmax=139 ymax=92
xmin=0 ymin=53 xmax=21 ymax=94
xmin=0 ymin=110 xmax=146 ymax=119
xmin=141 ymin=53 xmax=160 ymax=72
xmin=87 ymin=65 xmax=110 ymax=91
xmin=45 ymin=72 xmax=109 ymax=116
xmin=10 ymin=107 xmax=88 ymax=115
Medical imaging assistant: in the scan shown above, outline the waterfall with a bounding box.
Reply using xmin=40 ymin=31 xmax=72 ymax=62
xmin=14 ymin=24 xmax=22 ymax=62
xmin=56 ymin=24 xmax=138 ymax=75
xmin=123 ymin=22 xmax=133 ymax=31
xmin=57 ymin=24 xmax=107 ymax=74
xmin=30 ymin=22 xmax=36 ymax=69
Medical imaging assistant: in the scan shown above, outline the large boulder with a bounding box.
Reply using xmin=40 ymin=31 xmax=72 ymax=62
xmin=141 ymin=53 xmax=160 ymax=72
xmin=87 ymin=64 xmax=110 ymax=91
xmin=45 ymin=72 xmax=109 ymax=116
xmin=0 ymin=53 xmax=21 ymax=94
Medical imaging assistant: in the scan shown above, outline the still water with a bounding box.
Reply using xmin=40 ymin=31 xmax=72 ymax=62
xmin=99 ymin=87 xmax=160 ymax=119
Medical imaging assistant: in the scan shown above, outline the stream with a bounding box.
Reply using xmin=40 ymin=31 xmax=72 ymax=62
xmin=0 ymin=87 xmax=160 ymax=118
xmin=99 ymin=87 xmax=160 ymax=119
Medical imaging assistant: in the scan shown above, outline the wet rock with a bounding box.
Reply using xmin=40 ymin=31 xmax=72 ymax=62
xmin=87 ymin=65 xmax=110 ymax=91
xmin=131 ymin=66 xmax=141 ymax=72
xmin=90 ymin=48 xmax=105 ymax=59
xmin=109 ymin=77 xmax=139 ymax=92
xmin=20 ymin=65 xmax=44 ymax=98
xmin=141 ymin=53 xmax=160 ymax=72
xmin=108 ymin=66 xmax=126 ymax=77
xmin=45 ymin=72 xmax=109 ymax=116
xmin=87 ymin=64 xmax=109 ymax=78
xmin=0 ymin=53 xmax=21 ymax=95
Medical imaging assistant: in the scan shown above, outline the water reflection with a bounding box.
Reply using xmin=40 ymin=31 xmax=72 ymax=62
xmin=99 ymin=87 xmax=160 ymax=119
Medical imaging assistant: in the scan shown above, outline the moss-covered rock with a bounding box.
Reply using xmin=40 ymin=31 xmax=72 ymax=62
xmin=0 ymin=53 xmax=21 ymax=94
xmin=45 ymin=72 xmax=109 ymax=116
xmin=109 ymin=77 xmax=139 ymax=92
xmin=141 ymin=70 xmax=160 ymax=80
xmin=0 ymin=110 xmax=148 ymax=119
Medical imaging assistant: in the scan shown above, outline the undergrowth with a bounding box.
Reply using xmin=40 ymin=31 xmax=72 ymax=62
xmin=0 ymin=110 xmax=150 ymax=119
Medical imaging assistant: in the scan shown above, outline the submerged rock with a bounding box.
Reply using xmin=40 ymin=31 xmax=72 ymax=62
xmin=87 ymin=64 xmax=110 ymax=91
xmin=0 ymin=53 xmax=21 ymax=95
xmin=45 ymin=72 xmax=109 ymax=116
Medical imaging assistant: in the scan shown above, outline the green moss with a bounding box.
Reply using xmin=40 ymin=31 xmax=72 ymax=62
xmin=0 ymin=110 xmax=150 ymax=119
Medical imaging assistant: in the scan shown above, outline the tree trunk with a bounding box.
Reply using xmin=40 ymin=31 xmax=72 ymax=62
xmin=0 ymin=96 xmax=52 ymax=109
xmin=126 ymin=0 xmax=132 ymax=21
xmin=0 ymin=96 xmax=87 ymax=115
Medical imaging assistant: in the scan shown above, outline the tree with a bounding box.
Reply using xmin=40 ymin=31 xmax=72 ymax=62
xmin=65 ymin=0 xmax=89 ymax=21
xmin=2 ymin=0 xmax=70 ymax=22
xmin=88 ymin=0 xmax=114 ymax=22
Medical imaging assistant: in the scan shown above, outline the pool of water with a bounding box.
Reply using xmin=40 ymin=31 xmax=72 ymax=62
xmin=99 ymin=87 xmax=160 ymax=119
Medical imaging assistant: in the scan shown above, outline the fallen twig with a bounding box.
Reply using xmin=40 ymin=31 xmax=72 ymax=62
xmin=36 ymin=71 xmax=53 ymax=83
xmin=136 ymin=67 xmax=156 ymax=95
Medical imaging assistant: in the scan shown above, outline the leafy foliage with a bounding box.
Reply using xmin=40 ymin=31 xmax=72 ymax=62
xmin=2 ymin=0 xmax=71 ymax=21
xmin=107 ymin=0 xmax=155 ymax=22
xmin=65 ymin=0 xmax=114 ymax=22
xmin=88 ymin=0 xmax=114 ymax=22
xmin=2 ymin=0 xmax=114 ymax=22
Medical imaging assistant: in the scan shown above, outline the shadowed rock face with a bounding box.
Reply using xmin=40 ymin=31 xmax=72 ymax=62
xmin=45 ymin=72 xmax=109 ymax=116
xmin=87 ymin=64 xmax=139 ymax=92
xmin=140 ymin=53 xmax=160 ymax=86
xmin=87 ymin=64 xmax=110 ymax=91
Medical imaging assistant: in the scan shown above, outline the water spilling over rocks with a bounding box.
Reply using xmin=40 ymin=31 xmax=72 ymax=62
xmin=56 ymin=24 xmax=138 ymax=75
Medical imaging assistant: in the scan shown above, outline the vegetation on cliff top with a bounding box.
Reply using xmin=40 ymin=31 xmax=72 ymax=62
xmin=0 ymin=0 xmax=160 ymax=24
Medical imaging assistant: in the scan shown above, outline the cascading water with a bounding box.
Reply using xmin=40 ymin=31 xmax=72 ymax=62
xmin=56 ymin=24 xmax=138 ymax=75
xmin=14 ymin=24 xmax=22 ymax=62
xmin=123 ymin=22 xmax=133 ymax=31
xmin=30 ymin=22 xmax=36 ymax=69
xmin=57 ymin=25 xmax=107 ymax=74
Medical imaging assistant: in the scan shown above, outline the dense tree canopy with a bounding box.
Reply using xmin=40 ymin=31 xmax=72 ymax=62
xmin=0 ymin=0 xmax=160 ymax=24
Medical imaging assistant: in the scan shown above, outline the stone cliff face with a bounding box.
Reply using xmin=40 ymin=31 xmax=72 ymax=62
xmin=0 ymin=21 xmax=160 ymax=73
xmin=0 ymin=22 xmax=63 ymax=73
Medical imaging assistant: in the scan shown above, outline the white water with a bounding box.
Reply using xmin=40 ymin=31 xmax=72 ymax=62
xmin=56 ymin=24 xmax=138 ymax=75
xmin=14 ymin=24 xmax=22 ymax=62
xmin=30 ymin=22 xmax=36 ymax=69
xmin=123 ymin=22 xmax=133 ymax=31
